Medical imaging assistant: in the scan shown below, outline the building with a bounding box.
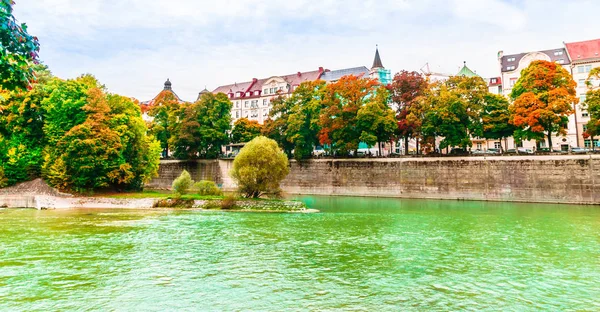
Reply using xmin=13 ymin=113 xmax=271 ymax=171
xmin=564 ymin=38 xmax=600 ymax=148
xmin=210 ymin=47 xmax=391 ymax=125
xmin=497 ymin=47 xmax=577 ymax=151
xmin=140 ymin=79 xmax=184 ymax=122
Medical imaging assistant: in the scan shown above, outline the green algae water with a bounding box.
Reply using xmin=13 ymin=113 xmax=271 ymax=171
xmin=1 ymin=197 xmax=599 ymax=311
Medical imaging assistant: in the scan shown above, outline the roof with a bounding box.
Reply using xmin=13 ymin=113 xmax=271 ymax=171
xmin=488 ymin=77 xmax=502 ymax=86
xmin=212 ymin=69 xmax=325 ymax=99
xmin=456 ymin=62 xmax=479 ymax=77
xmin=500 ymin=48 xmax=570 ymax=72
xmin=321 ymin=66 xmax=369 ymax=82
xmin=565 ymin=39 xmax=600 ymax=63
xmin=372 ymin=47 xmax=384 ymax=69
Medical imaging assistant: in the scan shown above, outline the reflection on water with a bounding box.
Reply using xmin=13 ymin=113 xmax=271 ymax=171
xmin=0 ymin=198 xmax=599 ymax=311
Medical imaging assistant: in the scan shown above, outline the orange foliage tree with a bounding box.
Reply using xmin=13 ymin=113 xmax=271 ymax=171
xmin=509 ymin=60 xmax=577 ymax=149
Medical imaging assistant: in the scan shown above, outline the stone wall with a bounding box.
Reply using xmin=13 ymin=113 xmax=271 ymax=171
xmin=149 ymin=156 xmax=600 ymax=205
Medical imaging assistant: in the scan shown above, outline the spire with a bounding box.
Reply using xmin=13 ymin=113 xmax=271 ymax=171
xmin=164 ymin=78 xmax=172 ymax=90
xmin=372 ymin=45 xmax=384 ymax=69
xmin=456 ymin=61 xmax=479 ymax=77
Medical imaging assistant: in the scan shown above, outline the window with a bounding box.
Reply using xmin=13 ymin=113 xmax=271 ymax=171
xmin=554 ymin=51 xmax=563 ymax=56
xmin=494 ymin=142 xmax=502 ymax=149
xmin=246 ymin=92 xmax=250 ymax=96
xmin=578 ymin=66 xmax=585 ymax=74
xmin=556 ymin=59 xmax=564 ymax=64
xmin=584 ymin=140 xmax=600 ymax=148
xmin=510 ymin=77 xmax=517 ymax=87
xmin=581 ymin=95 xmax=587 ymax=103
xmin=583 ymin=125 xmax=588 ymax=132
xmin=507 ymin=57 xmax=516 ymax=62
xmin=263 ymin=109 xmax=269 ymax=117
xmin=579 ymin=79 xmax=586 ymax=87
xmin=491 ymin=78 xmax=497 ymax=83
xmin=244 ymin=101 xmax=249 ymax=108
xmin=476 ymin=143 xmax=482 ymax=150
xmin=583 ymin=112 xmax=589 ymax=117
xmin=236 ymin=101 xmax=240 ymax=108
xmin=264 ymin=89 xmax=268 ymax=95
xmin=263 ymin=99 xmax=267 ymax=106
xmin=506 ymin=66 xmax=516 ymax=71
xmin=585 ymin=65 xmax=592 ymax=73
xmin=236 ymin=111 xmax=239 ymax=118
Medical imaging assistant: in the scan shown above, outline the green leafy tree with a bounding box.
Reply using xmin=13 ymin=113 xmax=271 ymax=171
xmin=172 ymin=170 xmax=193 ymax=195
xmin=170 ymin=92 xmax=231 ymax=159
xmin=510 ymin=60 xmax=577 ymax=149
xmin=582 ymin=68 xmax=600 ymax=148
xmin=263 ymin=95 xmax=294 ymax=157
xmin=481 ymin=93 xmax=515 ymax=151
xmin=285 ymin=81 xmax=326 ymax=160
xmin=0 ymin=0 xmax=40 ymax=91
xmin=231 ymin=136 xmax=289 ymax=198
xmin=231 ymin=118 xmax=262 ymax=143
xmin=147 ymin=91 xmax=181 ymax=157
xmin=357 ymin=86 xmax=397 ymax=156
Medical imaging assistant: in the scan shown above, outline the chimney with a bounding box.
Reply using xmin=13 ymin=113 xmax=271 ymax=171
xmin=252 ymin=78 xmax=258 ymax=83
xmin=297 ymin=72 xmax=302 ymax=77
xmin=319 ymin=67 xmax=324 ymax=73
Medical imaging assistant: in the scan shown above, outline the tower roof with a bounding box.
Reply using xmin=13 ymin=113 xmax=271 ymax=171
xmin=372 ymin=46 xmax=384 ymax=69
xmin=164 ymin=78 xmax=172 ymax=90
xmin=456 ymin=62 xmax=479 ymax=77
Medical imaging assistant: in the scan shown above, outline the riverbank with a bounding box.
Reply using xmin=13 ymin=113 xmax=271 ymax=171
xmin=0 ymin=180 xmax=315 ymax=212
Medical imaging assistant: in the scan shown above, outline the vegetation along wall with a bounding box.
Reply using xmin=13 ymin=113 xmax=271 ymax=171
xmin=149 ymin=155 xmax=600 ymax=205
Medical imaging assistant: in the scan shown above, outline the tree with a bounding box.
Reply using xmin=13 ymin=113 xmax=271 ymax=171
xmin=582 ymin=68 xmax=600 ymax=148
xmin=387 ymin=71 xmax=427 ymax=154
xmin=0 ymin=0 xmax=40 ymax=91
xmin=284 ymin=80 xmax=326 ymax=160
xmin=481 ymin=93 xmax=515 ymax=151
xmin=147 ymin=91 xmax=181 ymax=157
xmin=357 ymin=86 xmax=397 ymax=156
xmin=231 ymin=136 xmax=289 ymax=198
xmin=231 ymin=118 xmax=262 ymax=143
xmin=170 ymin=92 xmax=231 ymax=159
xmin=319 ymin=75 xmax=380 ymax=155
xmin=510 ymin=60 xmax=577 ymax=149
xmin=172 ymin=170 xmax=193 ymax=195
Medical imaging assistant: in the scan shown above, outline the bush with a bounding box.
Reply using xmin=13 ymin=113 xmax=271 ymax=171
xmin=231 ymin=136 xmax=289 ymax=198
xmin=194 ymin=180 xmax=222 ymax=196
xmin=172 ymin=170 xmax=193 ymax=195
xmin=220 ymin=195 xmax=237 ymax=209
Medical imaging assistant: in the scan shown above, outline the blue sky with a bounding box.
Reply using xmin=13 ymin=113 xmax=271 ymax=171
xmin=15 ymin=0 xmax=600 ymax=101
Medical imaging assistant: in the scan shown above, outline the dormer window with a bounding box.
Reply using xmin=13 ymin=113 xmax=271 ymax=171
xmin=254 ymin=90 xmax=260 ymax=96
xmin=554 ymin=51 xmax=564 ymax=56
xmin=506 ymin=66 xmax=516 ymax=71
xmin=264 ymin=89 xmax=268 ymax=95
xmin=246 ymin=91 xmax=250 ymax=96
xmin=507 ymin=57 xmax=516 ymax=62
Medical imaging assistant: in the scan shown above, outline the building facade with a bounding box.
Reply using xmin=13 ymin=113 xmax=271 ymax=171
xmin=565 ymin=39 xmax=600 ymax=148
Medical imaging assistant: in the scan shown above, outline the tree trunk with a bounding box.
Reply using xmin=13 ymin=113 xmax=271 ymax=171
xmin=592 ymin=136 xmax=595 ymax=152
xmin=547 ymin=131 xmax=553 ymax=152
xmin=416 ymin=138 xmax=420 ymax=155
xmin=404 ymin=136 xmax=409 ymax=156
xmin=504 ymin=137 xmax=508 ymax=152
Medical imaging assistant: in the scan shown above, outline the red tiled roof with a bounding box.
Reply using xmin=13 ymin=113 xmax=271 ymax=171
xmin=565 ymin=39 xmax=600 ymax=62
xmin=212 ymin=69 xmax=325 ymax=98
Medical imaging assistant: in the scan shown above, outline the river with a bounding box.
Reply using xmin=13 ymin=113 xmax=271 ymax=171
xmin=0 ymin=196 xmax=599 ymax=311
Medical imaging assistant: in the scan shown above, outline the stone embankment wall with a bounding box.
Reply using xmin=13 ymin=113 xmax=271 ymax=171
xmin=149 ymin=156 xmax=600 ymax=205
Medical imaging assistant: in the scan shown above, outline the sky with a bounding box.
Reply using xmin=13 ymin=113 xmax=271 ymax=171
xmin=15 ymin=0 xmax=600 ymax=101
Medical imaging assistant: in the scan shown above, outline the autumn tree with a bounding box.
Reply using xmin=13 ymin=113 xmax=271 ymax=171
xmin=170 ymin=92 xmax=231 ymax=159
xmin=357 ymin=86 xmax=397 ymax=156
xmin=0 ymin=0 xmax=40 ymax=91
xmin=319 ymin=75 xmax=380 ymax=155
xmin=481 ymin=93 xmax=515 ymax=151
xmin=387 ymin=70 xmax=427 ymax=154
xmin=231 ymin=117 xmax=262 ymax=143
xmin=147 ymin=91 xmax=181 ymax=157
xmin=509 ymin=60 xmax=577 ymax=149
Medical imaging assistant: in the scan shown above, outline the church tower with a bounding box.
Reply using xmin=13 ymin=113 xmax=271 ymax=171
xmin=369 ymin=46 xmax=391 ymax=85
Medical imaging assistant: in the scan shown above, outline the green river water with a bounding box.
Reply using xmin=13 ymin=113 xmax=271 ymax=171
xmin=0 ymin=196 xmax=599 ymax=311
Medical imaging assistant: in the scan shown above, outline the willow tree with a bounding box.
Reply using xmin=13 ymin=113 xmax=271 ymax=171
xmin=509 ymin=60 xmax=577 ymax=149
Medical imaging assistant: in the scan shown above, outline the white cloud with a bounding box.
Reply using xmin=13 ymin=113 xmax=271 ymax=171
xmin=13 ymin=0 xmax=600 ymax=101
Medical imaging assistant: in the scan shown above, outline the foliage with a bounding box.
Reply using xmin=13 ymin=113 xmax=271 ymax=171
xmin=172 ymin=170 xmax=193 ymax=195
xmin=231 ymin=136 xmax=289 ymax=198
xmin=481 ymin=93 xmax=515 ymax=149
xmin=387 ymin=70 xmax=428 ymax=154
xmin=318 ymin=75 xmax=380 ymax=155
xmin=0 ymin=164 xmax=7 ymax=187
xmin=220 ymin=195 xmax=236 ymax=209
xmin=509 ymin=60 xmax=576 ymax=148
xmin=0 ymin=0 xmax=40 ymax=91
xmin=357 ymin=86 xmax=397 ymax=155
xmin=231 ymin=117 xmax=262 ymax=143
xmin=194 ymin=180 xmax=222 ymax=196
xmin=170 ymin=92 xmax=231 ymax=159
xmin=421 ymin=76 xmax=488 ymax=150
xmin=583 ymin=69 xmax=600 ymax=140
xmin=147 ymin=91 xmax=181 ymax=157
